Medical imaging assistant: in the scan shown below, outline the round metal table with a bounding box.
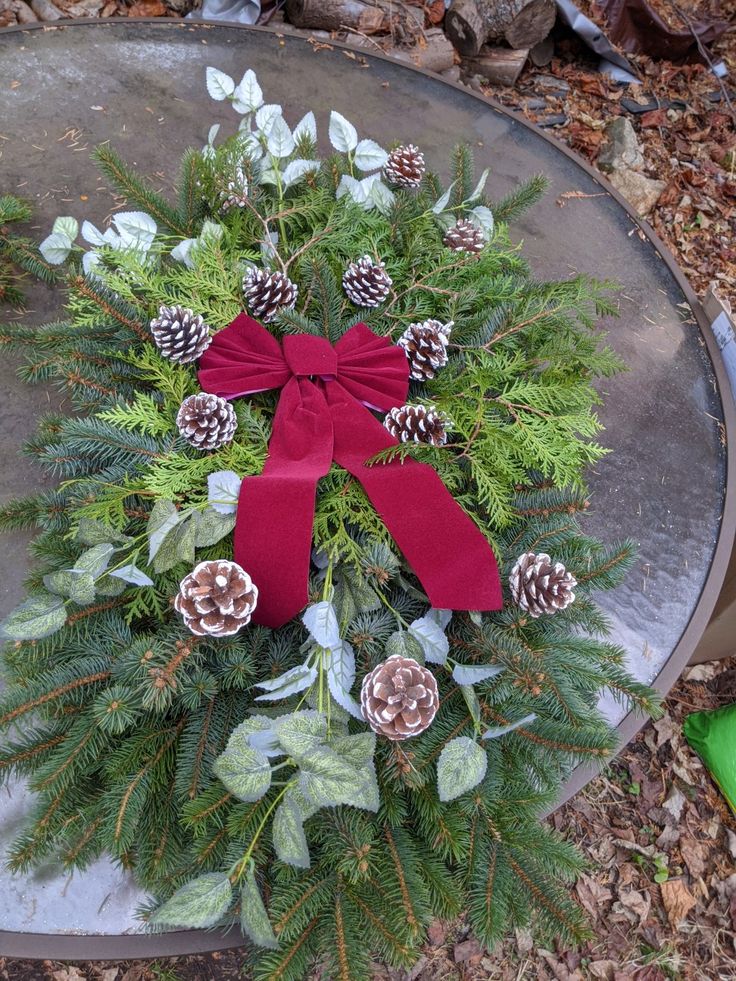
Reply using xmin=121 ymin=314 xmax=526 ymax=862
xmin=0 ymin=19 xmax=734 ymax=959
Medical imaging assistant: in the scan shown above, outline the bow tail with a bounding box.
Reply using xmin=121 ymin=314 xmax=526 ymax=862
xmin=328 ymin=384 xmax=503 ymax=612
xmin=235 ymin=378 xmax=334 ymax=628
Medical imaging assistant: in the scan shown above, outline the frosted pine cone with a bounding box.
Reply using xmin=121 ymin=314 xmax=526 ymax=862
xmin=384 ymin=404 xmax=449 ymax=447
xmin=342 ymin=255 xmax=392 ymax=308
xmin=175 ymin=560 xmax=258 ymax=637
xmin=397 ymin=319 xmax=452 ymax=381
xmin=383 ymin=144 xmax=425 ymax=189
xmin=360 ymin=654 xmax=439 ymax=740
xmin=509 ymin=552 xmax=577 ymax=618
xmin=443 ymin=218 xmax=485 ymax=254
xmin=176 ymin=393 xmax=237 ymax=451
xmin=220 ymin=163 xmax=249 ymax=212
xmin=243 ymin=268 xmax=298 ymax=323
xmin=150 ymin=305 xmax=212 ymax=364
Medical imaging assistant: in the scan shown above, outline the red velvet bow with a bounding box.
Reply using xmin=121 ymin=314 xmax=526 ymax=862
xmin=198 ymin=313 xmax=502 ymax=627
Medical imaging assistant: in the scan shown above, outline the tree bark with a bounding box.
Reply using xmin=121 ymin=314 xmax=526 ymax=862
xmin=285 ymin=0 xmax=386 ymax=34
xmin=465 ymin=44 xmax=529 ymax=85
xmin=446 ymin=0 xmax=555 ymax=55
xmin=390 ymin=28 xmax=456 ymax=73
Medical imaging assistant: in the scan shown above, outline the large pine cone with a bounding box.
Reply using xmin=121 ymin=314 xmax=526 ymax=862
xmin=243 ymin=268 xmax=298 ymax=323
xmin=150 ymin=305 xmax=212 ymax=364
xmin=342 ymin=255 xmax=393 ymax=308
xmin=509 ymin=552 xmax=577 ymax=618
xmin=176 ymin=392 xmax=237 ymax=451
xmin=360 ymin=654 xmax=439 ymax=740
xmin=398 ymin=319 xmax=452 ymax=381
xmin=443 ymin=218 xmax=485 ymax=255
xmin=383 ymin=144 xmax=426 ymax=189
xmin=175 ymin=560 xmax=258 ymax=637
xmin=384 ymin=404 xmax=449 ymax=447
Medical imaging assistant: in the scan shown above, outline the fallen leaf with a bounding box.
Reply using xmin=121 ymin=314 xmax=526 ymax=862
xmin=680 ymin=837 xmax=709 ymax=879
xmin=576 ymin=872 xmax=612 ymax=917
xmin=453 ymin=938 xmax=482 ymax=964
xmin=662 ymin=786 xmax=686 ymax=821
xmin=660 ymin=878 xmax=696 ymax=928
xmin=589 ymin=960 xmax=617 ymax=979
xmin=617 ymin=887 xmax=651 ymax=924
xmin=128 ymin=0 xmax=166 ymax=14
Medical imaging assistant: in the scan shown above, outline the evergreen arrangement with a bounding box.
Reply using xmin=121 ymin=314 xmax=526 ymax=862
xmin=0 ymin=194 xmax=58 ymax=307
xmin=0 ymin=67 xmax=659 ymax=979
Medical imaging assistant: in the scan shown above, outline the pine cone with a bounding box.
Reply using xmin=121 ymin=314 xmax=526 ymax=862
xmin=397 ymin=319 xmax=452 ymax=381
xmin=360 ymin=654 xmax=439 ymax=740
xmin=383 ymin=144 xmax=426 ymax=189
xmin=150 ymin=305 xmax=212 ymax=364
xmin=384 ymin=404 xmax=449 ymax=447
xmin=175 ymin=560 xmax=258 ymax=637
xmin=176 ymin=392 xmax=237 ymax=451
xmin=220 ymin=163 xmax=249 ymax=212
xmin=342 ymin=255 xmax=393 ymax=308
xmin=243 ymin=268 xmax=298 ymax=323
xmin=509 ymin=552 xmax=577 ymax=618
xmin=443 ymin=218 xmax=485 ymax=254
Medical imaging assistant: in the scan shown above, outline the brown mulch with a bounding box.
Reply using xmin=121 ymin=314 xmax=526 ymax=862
xmin=2 ymin=656 xmax=734 ymax=981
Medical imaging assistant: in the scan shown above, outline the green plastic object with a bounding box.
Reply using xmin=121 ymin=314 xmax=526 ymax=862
xmin=684 ymin=703 xmax=736 ymax=813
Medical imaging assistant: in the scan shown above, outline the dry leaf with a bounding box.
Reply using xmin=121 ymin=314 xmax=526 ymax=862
xmin=660 ymin=878 xmax=696 ymax=928
xmin=589 ymin=961 xmax=617 ymax=980
xmin=617 ymin=887 xmax=651 ymax=924
xmin=680 ymin=837 xmax=709 ymax=880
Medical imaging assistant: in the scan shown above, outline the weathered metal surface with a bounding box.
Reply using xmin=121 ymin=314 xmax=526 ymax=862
xmin=0 ymin=20 xmax=732 ymax=952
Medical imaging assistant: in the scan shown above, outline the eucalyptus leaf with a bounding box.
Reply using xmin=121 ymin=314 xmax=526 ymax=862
xmin=437 ymin=736 xmax=487 ymax=802
xmin=150 ymin=872 xmax=232 ymax=929
xmin=205 ymin=67 xmax=235 ymax=101
xmin=0 ymin=594 xmax=67 ymax=641
xmin=408 ymin=615 xmax=449 ymax=665
xmin=452 ymin=663 xmax=504 ymax=686
xmin=483 ymin=713 xmax=537 ymax=739
xmin=328 ymin=110 xmax=358 ymax=153
xmin=214 ymin=727 xmax=272 ymax=802
xmin=254 ymin=664 xmax=317 ymax=702
xmin=272 ymin=794 xmax=311 ymax=869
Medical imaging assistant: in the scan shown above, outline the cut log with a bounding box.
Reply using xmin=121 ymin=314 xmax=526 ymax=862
xmin=390 ymin=28 xmax=456 ymax=73
xmin=465 ymin=44 xmax=528 ymax=85
xmin=285 ymin=0 xmax=386 ymax=34
xmin=446 ymin=0 xmax=556 ymax=55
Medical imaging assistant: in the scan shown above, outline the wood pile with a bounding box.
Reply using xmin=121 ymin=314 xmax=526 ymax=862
xmin=0 ymin=0 xmax=561 ymax=89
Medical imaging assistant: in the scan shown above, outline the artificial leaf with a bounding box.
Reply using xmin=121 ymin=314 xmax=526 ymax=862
xmin=112 ymin=211 xmax=157 ymax=251
xmin=293 ymin=110 xmax=317 ymax=143
xmin=53 ymin=216 xmax=78 ymax=241
xmin=266 ymin=114 xmax=295 ymax=159
xmin=354 ymin=138 xmax=388 ymax=172
xmin=240 ymin=867 xmax=279 ymax=948
xmin=152 ymin=512 xmax=196 ymax=574
xmin=232 ymin=68 xmax=263 ymax=114
xmin=207 ymin=471 xmax=242 ymax=515
xmin=409 ymin=615 xmax=449 ymax=665
xmin=0 ymin=594 xmax=67 ymax=641
xmin=432 ymin=180 xmax=457 ymax=214
xmin=255 ymin=104 xmax=282 ymax=136
xmin=275 ymin=711 xmax=328 ymax=758
xmin=483 ymin=713 xmax=537 ymax=739
xmin=327 ymin=641 xmax=363 ymax=720
xmin=384 ymin=630 xmax=425 ymax=663
xmin=336 ymin=174 xmax=367 ymax=206
xmin=254 ymin=664 xmax=317 ymax=702
xmin=171 ymin=239 xmax=195 ymax=267
xmin=67 ymin=572 xmax=96 ymax=606
xmin=368 ymin=178 xmax=395 ymax=216
xmin=150 ymin=873 xmax=232 ymax=929
xmin=452 ymin=663 xmax=504 ymax=685
xmin=437 ymin=736 xmax=488 ymax=802
xmin=81 ymin=220 xmax=105 ymax=246
xmin=74 ymin=543 xmax=115 ymax=578
xmin=302 ymin=601 xmax=341 ymax=650
xmin=147 ymin=500 xmax=181 ymax=562
xmin=205 ymin=67 xmax=235 ymax=101
xmin=193 ymin=508 xmax=236 ymax=547
xmin=328 ymin=110 xmax=358 ymax=153
xmin=469 ymin=205 xmax=494 ymax=239
xmin=272 ymin=794 xmax=311 ymax=869
xmin=282 ymin=158 xmax=319 ymax=189
xmin=109 ymin=564 xmax=154 ymax=587
xmin=214 ymin=726 xmax=272 ymax=802
xmin=76 ymin=517 xmax=130 ymax=546
xmin=468 ymin=168 xmax=490 ymax=202
xmin=460 ymin=685 xmax=481 ymax=727
xmin=427 ymin=608 xmax=452 ymax=629
xmin=39 ymin=232 xmax=72 ymax=265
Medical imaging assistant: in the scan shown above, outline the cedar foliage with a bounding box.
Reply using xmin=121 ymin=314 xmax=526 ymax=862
xmin=0 ymin=117 xmax=658 ymax=978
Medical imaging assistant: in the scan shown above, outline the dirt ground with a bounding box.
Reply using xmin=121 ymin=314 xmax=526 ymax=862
xmin=1 ymin=5 xmax=735 ymax=980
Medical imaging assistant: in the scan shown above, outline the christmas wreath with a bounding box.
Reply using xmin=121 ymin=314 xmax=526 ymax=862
xmin=0 ymin=67 xmax=659 ymax=978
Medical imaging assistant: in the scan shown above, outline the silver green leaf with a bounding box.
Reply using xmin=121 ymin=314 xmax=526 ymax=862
xmin=205 ymin=67 xmax=235 ymax=101
xmin=150 ymin=872 xmax=232 ymax=929
xmin=275 ymin=711 xmax=327 ymax=758
xmin=153 ymin=512 xmax=196 ymax=574
xmin=302 ymin=601 xmax=341 ymax=650
xmin=74 ymin=543 xmax=114 ymax=578
xmin=147 ymin=500 xmax=181 ymax=562
xmin=214 ymin=727 xmax=272 ymax=802
xmin=483 ymin=713 xmax=537 ymax=739
xmin=328 ymin=110 xmax=358 ymax=153
xmin=240 ymin=866 xmax=279 ymax=949
xmin=254 ymin=664 xmax=317 ymax=702
xmin=384 ymin=630 xmax=425 ymax=663
xmin=76 ymin=517 xmax=130 ymax=546
xmin=272 ymin=793 xmax=311 ymax=869
xmin=0 ymin=593 xmax=67 ymax=641
xmin=193 ymin=508 xmax=236 ymax=547
xmin=452 ymin=663 xmax=504 ymax=686
xmin=408 ymin=615 xmax=449 ymax=665
xmin=109 ymin=564 xmax=154 ymax=587
xmin=437 ymin=736 xmax=488 ymax=802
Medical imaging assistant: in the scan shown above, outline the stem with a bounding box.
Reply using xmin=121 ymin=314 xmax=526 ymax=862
xmin=229 ymin=781 xmax=293 ymax=884
xmin=376 ymin=587 xmax=409 ymax=629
